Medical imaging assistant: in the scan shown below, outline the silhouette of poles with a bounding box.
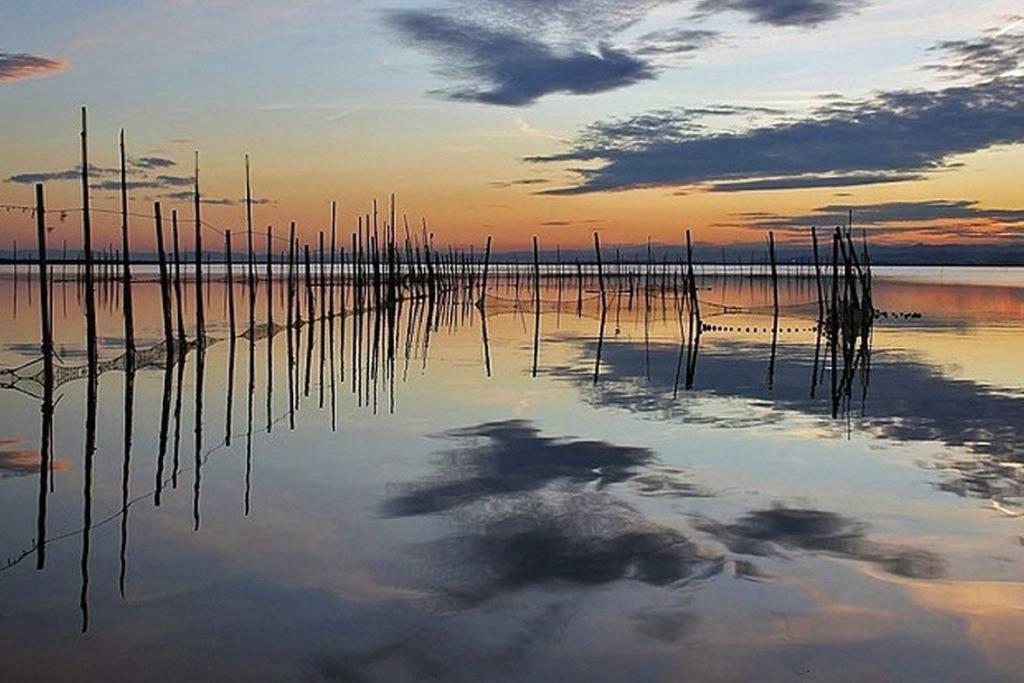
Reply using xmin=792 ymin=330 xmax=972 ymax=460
xmin=35 ymin=184 xmax=54 ymax=367
xmin=532 ymin=236 xmax=541 ymax=377
xmin=225 ymin=230 xmax=236 ymax=340
xmin=593 ymin=232 xmax=606 ymax=310
xmin=118 ymin=129 xmax=136 ymax=360
xmin=154 ymin=203 xmax=174 ymax=354
xmin=80 ymin=107 xmax=98 ymax=373
xmin=193 ymin=152 xmax=206 ymax=345
xmin=171 ymin=210 xmax=187 ymax=351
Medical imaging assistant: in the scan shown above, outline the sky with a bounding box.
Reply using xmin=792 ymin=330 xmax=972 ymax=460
xmin=1 ymin=0 xmax=1023 ymax=254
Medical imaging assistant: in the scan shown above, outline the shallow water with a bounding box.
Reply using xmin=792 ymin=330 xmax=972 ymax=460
xmin=1 ymin=266 xmax=1022 ymax=682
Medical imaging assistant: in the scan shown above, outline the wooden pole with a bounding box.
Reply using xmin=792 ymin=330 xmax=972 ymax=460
xmin=225 ymin=230 xmax=236 ymax=339
xmin=478 ymin=235 xmax=492 ymax=308
xmin=154 ymin=203 xmax=174 ymax=353
xmin=118 ymin=129 xmax=136 ymax=359
xmin=80 ymin=107 xmax=98 ymax=371
xmin=593 ymin=232 xmax=606 ymax=310
xmin=35 ymin=184 xmax=54 ymax=365
xmin=171 ymin=210 xmax=187 ymax=350
xmin=193 ymin=152 xmax=205 ymax=344
xmin=811 ymin=226 xmax=825 ymax=322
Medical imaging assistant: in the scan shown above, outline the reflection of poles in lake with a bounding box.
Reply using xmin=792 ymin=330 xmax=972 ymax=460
xmin=532 ymin=236 xmax=541 ymax=378
xmin=192 ymin=339 xmax=206 ymax=532
xmin=35 ymin=184 xmax=54 ymax=571
xmin=118 ymin=130 xmax=136 ymax=360
xmin=155 ymin=352 xmax=172 ymax=507
xmin=245 ymin=288 xmax=255 ymax=516
xmin=172 ymin=351 xmax=185 ymax=489
xmin=118 ymin=343 xmax=136 ymax=597
xmin=594 ymin=303 xmax=607 ymax=385
xmin=672 ymin=233 xmax=702 ymax=397
xmin=79 ymin=337 xmax=98 ymax=633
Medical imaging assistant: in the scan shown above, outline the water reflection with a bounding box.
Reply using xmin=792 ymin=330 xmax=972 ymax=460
xmin=0 ymin=270 xmax=1022 ymax=679
xmin=554 ymin=339 xmax=1024 ymax=510
xmin=385 ymin=422 xmax=725 ymax=604
xmin=694 ymin=507 xmax=945 ymax=579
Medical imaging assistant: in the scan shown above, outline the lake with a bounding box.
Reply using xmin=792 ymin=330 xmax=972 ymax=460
xmin=1 ymin=264 xmax=1022 ymax=682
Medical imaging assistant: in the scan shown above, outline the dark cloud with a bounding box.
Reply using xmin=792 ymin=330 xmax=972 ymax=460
xmin=927 ymin=21 xmax=1024 ymax=79
xmin=489 ymin=178 xmax=551 ymax=188
xmin=708 ymin=172 xmax=923 ymax=192
xmin=131 ymin=156 xmax=176 ymax=170
xmin=91 ymin=180 xmax=164 ymax=191
xmin=461 ymin=0 xmax=676 ymax=41
xmin=630 ymin=609 xmax=699 ymax=643
xmin=530 ymin=26 xmax=1024 ymax=194
xmin=161 ymin=191 xmax=272 ymax=206
xmin=694 ymin=506 xmax=944 ymax=579
xmin=387 ymin=9 xmax=655 ymax=106
xmin=6 ymin=164 xmax=192 ymax=194
xmin=6 ymin=164 xmax=116 ymax=184
xmin=738 ymin=200 xmax=1024 ymax=230
xmin=693 ymin=0 xmax=867 ymax=27
xmin=153 ymin=174 xmax=192 ymax=187
xmin=0 ymin=52 xmax=67 ymax=83
xmin=7 ymin=169 xmax=85 ymax=184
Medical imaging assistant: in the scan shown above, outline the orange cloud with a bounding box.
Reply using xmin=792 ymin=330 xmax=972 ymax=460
xmin=0 ymin=52 xmax=69 ymax=83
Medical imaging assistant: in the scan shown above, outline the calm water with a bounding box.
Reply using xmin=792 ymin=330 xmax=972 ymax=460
xmin=1 ymin=266 xmax=1022 ymax=681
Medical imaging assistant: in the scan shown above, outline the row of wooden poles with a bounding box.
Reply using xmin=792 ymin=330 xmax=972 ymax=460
xmin=26 ymin=108 xmax=871 ymax=396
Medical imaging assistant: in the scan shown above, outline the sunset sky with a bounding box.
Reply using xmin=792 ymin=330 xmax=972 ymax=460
xmin=1 ymin=0 xmax=1022 ymax=253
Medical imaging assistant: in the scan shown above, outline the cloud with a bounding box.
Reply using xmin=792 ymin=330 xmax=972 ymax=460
xmin=736 ymin=200 xmax=1024 ymax=231
xmin=707 ymin=172 xmax=924 ymax=192
xmin=0 ymin=52 xmax=68 ymax=83
xmin=386 ymin=9 xmax=655 ymax=106
xmin=632 ymin=28 xmax=720 ymax=56
xmin=529 ymin=26 xmax=1024 ymax=194
xmin=927 ymin=19 xmax=1024 ymax=79
xmin=693 ymin=0 xmax=867 ymax=27
xmin=131 ymin=156 xmax=176 ymax=170
xmin=6 ymin=163 xmax=191 ymax=193
xmin=161 ymin=191 xmax=273 ymax=206
xmin=5 ymin=164 xmax=118 ymax=184
xmin=489 ymin=178 xmax=551 ymax=188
